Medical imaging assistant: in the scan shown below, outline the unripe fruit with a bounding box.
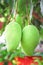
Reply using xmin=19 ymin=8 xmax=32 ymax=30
xmin=5 ymin=22 xmax=21 ymax=52
xmin=21 ymin=25 xmax=40 ymax=56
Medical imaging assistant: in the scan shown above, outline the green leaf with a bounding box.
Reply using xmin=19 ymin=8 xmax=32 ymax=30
xmin=0 ymin=58 xmax=3 ymax=62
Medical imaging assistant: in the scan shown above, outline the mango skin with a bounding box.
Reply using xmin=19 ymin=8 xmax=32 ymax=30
xmin=5 ymin=22 xmax=21 ymax=52
xmin=21 ymin=25 xmax=40 ymax=56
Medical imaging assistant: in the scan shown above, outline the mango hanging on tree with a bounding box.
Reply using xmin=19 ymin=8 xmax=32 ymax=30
xmin=21 ymin=25 xmax=40 ymax=56
xmin=4 ymin=22 xmax=21 ymax=52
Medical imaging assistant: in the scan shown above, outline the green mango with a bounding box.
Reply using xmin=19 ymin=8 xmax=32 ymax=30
xmin=21 ymin=25 xmax=40 ymax=56
xmin=5 ymin=22 xmax=21 ymax=52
